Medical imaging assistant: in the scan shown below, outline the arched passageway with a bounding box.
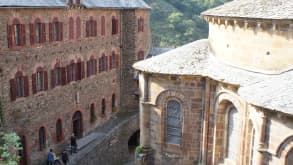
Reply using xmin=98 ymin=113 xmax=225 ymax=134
xmin=128 ymin=130 xmax=140 ymax=154
xmin=72 ymin=111 xmax=83 ymax=138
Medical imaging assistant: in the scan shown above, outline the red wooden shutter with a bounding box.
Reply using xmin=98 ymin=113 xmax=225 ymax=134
xmin=101 ymin=16 xmax=105 ymax=36
xmin=115 ymin=19 xmax=118 ymax=34
xmin=81 ymin=61 xmax=85 ymax=79
xmin=21 ymin=24 xmax=26 ymax=46
xmin=10 ymin=79 xmax=16 ymax=101
xmin=99 ymin=59 xmax=101 ymax=73
xmin=75 ymin=63 xmax=80 ymax=80
xmin=51 ymin=69 xmax=55 ymax=88
xmin=24 ymin=76 xmax=29 ymax=97
xmin=44 ymin=71 xmax=48 ymax=90
xmin=86 ymin=60 xmax=90 ymax=77
xmin=94 ymin=20 xmax=97 ymax=36
xmin=106 ymin=56 xmax=108 ymax=71
xmin=7 ymin=25 xmax=13 ymax=48
xmin=29 ymin=23 xmax=35 ymax=45
xmin=69 ymin=18 xmax=74 ymax=40
xmin=59 ymin=22 xmax=63 ymax=41
xmin=142 ymin=18 xmax=144 ymax=32
xmin=86 ymin=21 xmax=89 ymax=37
xmin=49 ymin=23 xmax=53 ymax=42
xmin=66 ymin=65 xmax=71 ymax=83
xmin=116 ymin=53 xmax=119 ymax=68
xmin=109 ymin=55 xmax=112 ymax=69
xmin=41 ymin=23 xmax=46 ymax=43
xmin=32 ymin=73 xmax=37 ymax=94
xmin=94 ymin=59 xmax=97 ymax=74
xmin=138 ymin=19 xmax=140 ymax=32
xmin=76 ymin=17 xmax=81 ymax=39
xmin=61 ymin=67 xmax=66 ymax=85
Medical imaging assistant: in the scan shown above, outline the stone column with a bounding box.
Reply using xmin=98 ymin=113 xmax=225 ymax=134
xmin=139 ymin=72 xmax=151 ymax=149
xmin=255 ymin=110 xmax=267 ymax=165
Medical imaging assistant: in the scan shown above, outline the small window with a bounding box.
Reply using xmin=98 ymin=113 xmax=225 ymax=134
xmin=10 ymin=71 xmax=29 ymax=101
xmin=49 ymin=18 xmax=63 ymax=42
xmin=69 ymin=17 xmax=74 ymax=40
xmin=166 ymin=100 xmax=182 ymax=145
xmin=90 ymin=103 xmax=96 ymax=123
xmin=76 ymin=60 xmax=84 ymax=81
xmin=56 ymin=119 xmax=63 ymax=142
xmin=32 ymin=68 xmax=48 ymax=94
xmin=39 ymin=127 xmax=46 ymax=151
xmin=30 ymin=18 xmax=46 ymax=45
xmin=111 ymin=16 xmax=118 ymax=35
xmin=87 ymin=57 xmax=97 ymax=77
xmin=99 ymin=54 xmax=108 ymax=72
xmin=109 ymin=51 xmax=116 ymax=69
xmin=101 ymin=99 xmax=106 ymax=116
xmin=137 ymin=51 xmax=144 ymax=60
xmin=67 ymin=61 xmax=75 ymax=82
xmin=7 ymin=18 xmax=26 ymax=48
xmin=138 ymin=17 xmax=144 ymax=32
xmin=86 ymin=17 xmax=97 ymax=37
xmin=51 ymin=63 xmax=66 ymax=88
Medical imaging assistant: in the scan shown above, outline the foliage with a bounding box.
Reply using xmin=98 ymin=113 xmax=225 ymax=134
xmin=135 ymin=145 xmax=144 ymax=154
xmin=0 ymin=133 xmax=22 ymax=165
xmin=145 ymin=0 xmax=232 ymax=47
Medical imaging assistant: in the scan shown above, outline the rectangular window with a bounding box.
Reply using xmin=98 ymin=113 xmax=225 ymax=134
xmin=35 ymin=23 xmax=42 ymax=43
xmin=55 ymin=68 xmax=62 ymax=86
xmin=14 ymin=24 xmax=22 ymax=46
xmin=54 ymin=22 xmax=59 ymax=41
xmin=70 ymin=63 xmax=75 ymax=82
xmin=36 ymin=71 xmax=44 ymax=91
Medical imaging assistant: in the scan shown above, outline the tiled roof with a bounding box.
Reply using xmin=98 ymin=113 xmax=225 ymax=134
xmin=0 ymin=0 xmax=67 ymax=7
xmin=0 ymin=0 xmax=151 ymax=9
xmin=133 ymin=39 xmax=293 ymax=115
xmin=202 ymin=0 xmax=293 ymax=19
xmin=82 ymin=0 xmax=151 ymax=9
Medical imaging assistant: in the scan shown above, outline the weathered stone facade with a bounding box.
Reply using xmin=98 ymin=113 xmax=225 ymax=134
xmin=0 ymin=1 xmax=151 ymax=164
xmin=134 ymin=1 xmax=293 ymax=165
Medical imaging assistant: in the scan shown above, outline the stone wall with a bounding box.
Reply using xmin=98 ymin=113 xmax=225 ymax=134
xmin=72 ymin=113 xmax=139 ymax=165
xmin=0 ymin=7 xmax=151 ymax=164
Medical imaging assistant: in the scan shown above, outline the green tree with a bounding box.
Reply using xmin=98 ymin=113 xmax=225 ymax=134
xmin=0 ymin=133 xmax=22 ymax=165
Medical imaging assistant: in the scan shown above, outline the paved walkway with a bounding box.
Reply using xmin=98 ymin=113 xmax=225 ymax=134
xmin=65 ymin=111 xmax=138 ymax=165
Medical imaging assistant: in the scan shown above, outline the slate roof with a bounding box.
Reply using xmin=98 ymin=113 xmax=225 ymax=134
xmin=133 ymin=39 xmax=293 ymax=115
xmin=0 ymin=0 xmax=67 ymax=8
xmin=0 ymin=0 xmax=151 ymax=9
xmin=202 ymin=0 xmax=293 ymax=20
xmin=81 ymin=0 xmax=151 ymax=9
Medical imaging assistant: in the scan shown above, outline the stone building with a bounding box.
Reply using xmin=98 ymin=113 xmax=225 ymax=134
xmin=133 ymin=0 xmax=293 ymax=165
xmin=0 ymin=0 xmax=151 ymax=164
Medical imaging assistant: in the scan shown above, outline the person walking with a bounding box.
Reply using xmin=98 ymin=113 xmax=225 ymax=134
xmin=47 ymin=149 xmax=55 ymax=165
xmin=70 ymin=134 xmax=77 ymax=154
xmin=61 ymin=150 xmax=69 ymax=165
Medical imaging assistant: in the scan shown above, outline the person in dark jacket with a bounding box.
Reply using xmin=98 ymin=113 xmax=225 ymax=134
xmin=70 ymin=134 xmax=77 ymax=153
xmin=61 ymin=150 xmax=69 ymax=165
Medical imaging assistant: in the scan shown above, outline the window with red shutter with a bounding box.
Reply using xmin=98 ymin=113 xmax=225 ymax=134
xmin=21 ymin=24 xmax=26 ymax=46
xmin=109 ymin=55 xmax=112 ymax=69
xmin=115 ymin=53 xmax=119 ymax=68
xmin=61 ymin=67 xmax=67 ymax=85
xmin=29 ymin=23 xmax=35 ymax=45
xmin=7 ymin=25 xmax=13 ymax=48
xmin=13 ymin=71 xmax=26 ymax=98
xmin=51 ymin=69 xmax=55 ymax=88
xmin=69 ymin=17 xmax=74 ymax=40
xmin=24 ymin=76 xmax=29 ymax=97
xmin=81 ymin=61 xmax=85 ymax=79
xmin=101 ymin=16 xmax=105 ymax=36
xmin=76 ymin=17 xmax=81 ymax=39
xmin=59 ymin=22 xmax=63 ymax=41
xmin=112 ymin=17 xmax=117 ymax=35
xmin=41 ymin=23 xmax=46 ymax=43
xmin=50 ymin=18 xmax=62 ymax=42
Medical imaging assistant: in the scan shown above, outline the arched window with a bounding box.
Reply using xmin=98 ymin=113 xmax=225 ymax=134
xmin=56 ymin=119 xmax=63 ymax=142
xmin=109 ymin=51 xmax=116 ymax=69
xmin=99 ymin=53 xmax=108 ymax=72
xmin=285 ymin=148 xmax=293 ymax=165
xmin=51 ymin=63 xmax=66 ymax=88
xmin=67 ymin=60 xmax=75 ymax=82
xmin=166 ymin=100 xmax=181 ymax=145
xmin=101 ymin=16 xmax=105 ymax=36
xmin=90 ymin=103 xmax=96 ymax=123
xmin=10 ymin=71 xmax=29 ymax=101
xmin=49 ymin=17 xmax=63 ymax=42
xmin=111 ymin=94 xmax=115 ymax=112
xmin=39 ymin=127 xmax=46 ymax=151
xmin=86 ymin=16 xmax=97 ymax=37
xmin=87 ymin=56 xmax=97 ymax=77
xmin=29 ymin=18 xmax=46 ymax=45
xmin=111 ymin=16 xmax=118 ymax=35
xmin=76 ymin=17 xmax=81 ymax=39
xmin=227 ymin=107 xmax=240 ymax=161
xmin=101 ymin=99 xmax=106 ymax=116
xmin=69 ymin=17 xmax=74 ymax=40
xmin=32 ymin=67 xmax=48 ymax=94
xmin=7 ymin=18 xmax=26 ymax=48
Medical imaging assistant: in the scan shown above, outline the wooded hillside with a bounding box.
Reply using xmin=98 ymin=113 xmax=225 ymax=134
xmin=145 ymin=0 xmax=231 ymax=47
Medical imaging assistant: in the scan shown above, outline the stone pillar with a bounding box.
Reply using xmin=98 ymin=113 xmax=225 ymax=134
xmin=255 ymin=111 xmax=267 ymax=165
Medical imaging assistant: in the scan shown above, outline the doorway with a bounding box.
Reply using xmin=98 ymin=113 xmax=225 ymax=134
xmin=72 ymin=111 xmax=83 ymax=138
xmin=18 ymin=135 xmax=27 ymax=165
xmin=128 ymin=130 xmax=140 ymax=154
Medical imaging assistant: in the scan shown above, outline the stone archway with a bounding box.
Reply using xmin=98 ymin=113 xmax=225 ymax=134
xmin=128 ymin=130 xmax=140 ymax=154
